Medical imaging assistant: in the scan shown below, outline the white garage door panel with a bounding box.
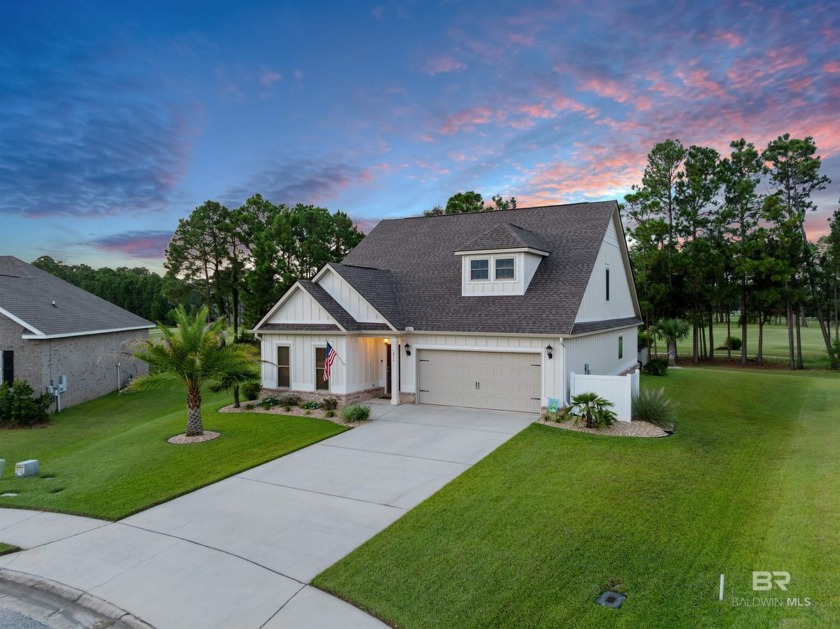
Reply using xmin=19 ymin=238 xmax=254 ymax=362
xmin=417 ymin=350 xmax=541 ymax=413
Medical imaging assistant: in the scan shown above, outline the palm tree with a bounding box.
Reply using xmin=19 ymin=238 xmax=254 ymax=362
xmin=569 ymin=392 xmax=617 ymax=429
xmin=653 ymin=318 xmax=691 ymax=366
xmin=128 ymin=306 xmax=259 ymax=436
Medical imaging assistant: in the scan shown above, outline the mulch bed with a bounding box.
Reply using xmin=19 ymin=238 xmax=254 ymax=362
xmin=537 ymin=418 xmax=669 ymax=438
xmin=218 ymin=402 xmax=369 ymax=428
xmin=167 ymin=431 xmax=221 ymax=444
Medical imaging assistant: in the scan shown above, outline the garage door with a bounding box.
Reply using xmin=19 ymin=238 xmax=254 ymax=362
xmin=417 ymin=350 xmax=541 ymax=413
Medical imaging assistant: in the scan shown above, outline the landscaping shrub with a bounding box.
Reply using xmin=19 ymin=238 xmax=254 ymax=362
xmin=277 ymin=394 xmax=301 ymax=407
xmin=717 ymin=336 xmax=742 ymax=351
xmin=241 ymin=381 xmax=262 ymax=401
xmin=324 ymin=409 xmax=336 ymax=418
xmin=632 ymin=387 xmax=675 ymax=427
xmin=569 ymin=392 xmax=616 ymax=429
xmin=642 ymin=358 xmax=669 ymax=376
xmin=322 ymin=397 xmax=338 ymax=411
xmin=0 ymin=380 xmax=52 ymax=428
xmin=341 ymin=404 xmax=372 ymax=422
xmin=260 ymin=396 xmax=281 ymax=409
xmin=542 ymin=407 xmax=568 ymax=422
xmin=300 ymin=401 xmax=322 ymax=410
xmin=637 ymin=330 xmax=651 ymax=351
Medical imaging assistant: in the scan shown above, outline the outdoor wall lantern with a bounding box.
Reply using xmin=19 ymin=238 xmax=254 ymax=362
xmin=405 ymin=343 xmax=412 ymax=356
xmin=546 ymin=344 xmax=553 ymax=359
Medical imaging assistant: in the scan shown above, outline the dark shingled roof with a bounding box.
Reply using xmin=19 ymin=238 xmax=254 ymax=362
xmin=571 ymin=317 xmax=642 ymax=335
xmin=328 ymin=264 xmax=403 ymax=329
xmin=296 ymin=281 xmax=393 ymax=332
xmin=458 ymin=223 xmax=551 ymax=254
xmin=259 ymin=323 xmax=341 ymax=333
xmin=339 ymin=201 xmax=628 ymax=335
xmin=0 ymin=256 xmax=154 ymax=338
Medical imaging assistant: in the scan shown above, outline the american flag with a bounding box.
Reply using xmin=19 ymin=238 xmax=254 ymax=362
xmin=324 ymin=342 xmax=338 ymax=381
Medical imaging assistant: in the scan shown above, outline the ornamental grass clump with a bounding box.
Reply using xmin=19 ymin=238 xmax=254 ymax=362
xmin=341 ymin=404 xmax=372 ymax=423
xmin=632 ymin=387 xmax=675 ymax=428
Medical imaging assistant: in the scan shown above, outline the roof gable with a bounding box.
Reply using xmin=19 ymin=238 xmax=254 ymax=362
xmin=0 ymin=256 xmax=154 ymax=338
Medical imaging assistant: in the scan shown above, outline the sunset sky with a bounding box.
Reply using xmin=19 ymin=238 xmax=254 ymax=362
xmin=2 ymin=0 xmax=838 ymax=272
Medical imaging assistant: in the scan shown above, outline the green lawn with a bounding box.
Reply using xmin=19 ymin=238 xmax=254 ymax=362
xmin=0 ymin=387 xmax=346 ymax=520
xmin=0 ymin=543 xmax=20 ymax=556
xmin=315 ymin=369 xmax=840 ymax=628
xmin=668 ymin=321 xmax=834 ymax=368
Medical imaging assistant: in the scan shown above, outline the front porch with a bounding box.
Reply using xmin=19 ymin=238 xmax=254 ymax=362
xmin=258 ymin=332 xmax=408 ymax=406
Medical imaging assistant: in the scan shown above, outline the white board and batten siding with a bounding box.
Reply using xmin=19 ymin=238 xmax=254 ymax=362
xmin=575 ymin=215 xmax=636 ymax=323
xmin=565 ymin=327 xmax=638 ymax=391
xmin=318 ymin=268 xmax=388 ymax=324
xmin=268 ymin=287 xmax=333 ymax=324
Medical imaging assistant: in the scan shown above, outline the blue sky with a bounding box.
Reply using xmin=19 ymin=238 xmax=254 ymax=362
xmin=2 ymin=1 xmax=838 ymax=272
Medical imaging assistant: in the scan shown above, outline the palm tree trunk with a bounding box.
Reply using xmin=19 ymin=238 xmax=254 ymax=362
xmin=233 ymin=384 xmax=241 ymax=409
xmin=186 ymin=386 xmax=203 ymax=436
xmin=668 ymin=340 xmax=677 ymax=366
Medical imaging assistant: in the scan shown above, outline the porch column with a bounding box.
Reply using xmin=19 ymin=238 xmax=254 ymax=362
xmin=390 ymin=336 xmax=399 ymax=405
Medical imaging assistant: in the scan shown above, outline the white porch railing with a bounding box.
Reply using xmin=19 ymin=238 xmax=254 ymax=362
xmin=570 ymin=369 xmax=639 ymax=422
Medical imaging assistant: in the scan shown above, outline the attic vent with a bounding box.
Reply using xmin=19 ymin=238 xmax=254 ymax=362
xmin=52 ymin=300 xmax=57 ymax=307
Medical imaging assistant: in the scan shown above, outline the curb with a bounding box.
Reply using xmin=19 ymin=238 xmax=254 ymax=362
xmin=0 ymin=568 xmax=154 ymax=628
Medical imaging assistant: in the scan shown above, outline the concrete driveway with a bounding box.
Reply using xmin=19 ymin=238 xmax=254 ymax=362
xmin=0 ymin=403 xmax=535 ymax=628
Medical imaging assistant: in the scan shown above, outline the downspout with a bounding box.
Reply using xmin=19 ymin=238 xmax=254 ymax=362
xmin=560 ymin=339 xmax=568 ymax=406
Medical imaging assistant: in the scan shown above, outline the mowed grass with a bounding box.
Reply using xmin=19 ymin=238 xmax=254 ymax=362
xmin=0 ymin=387 xmax=346 ymax=520
xmin=670 ymin=321 xmax=833 ymax=368
xmin=315 ymin=369 xmax=840 ymax=628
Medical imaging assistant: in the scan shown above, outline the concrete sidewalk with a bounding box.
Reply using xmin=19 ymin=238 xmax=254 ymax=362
xmin=1 ymin=404 xmax=534 ymax=628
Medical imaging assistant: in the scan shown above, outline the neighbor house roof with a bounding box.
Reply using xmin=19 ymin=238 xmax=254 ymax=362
xmin=335 ymin=201 xmax=639 ymax=335
xmin=0 ymin=256 xmax=155 ymax=339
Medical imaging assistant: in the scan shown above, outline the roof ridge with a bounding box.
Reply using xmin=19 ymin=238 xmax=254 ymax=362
xmin=373 ymin=201 xmax=609 ymax=223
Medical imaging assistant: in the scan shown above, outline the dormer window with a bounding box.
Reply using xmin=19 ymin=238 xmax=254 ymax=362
xmin=470 ymin=259 xmax=489 ymax=280
xmin=495 ymin=257 xmax=515 ymax=280
xmin=456 ymin=223 xmax=550 ymax=297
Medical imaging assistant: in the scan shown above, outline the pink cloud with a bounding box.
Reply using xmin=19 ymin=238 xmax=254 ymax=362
xmin=823 ymin=60 xmax=840 ymax=73
xmin=260 ymin=70 xmax=283 ymax=86
xmin=293 ymin=69 xmax=304 ymax=81
xmin=715 ymin=31 xmax=745 ymax=48
xmin=577 ymin=77 xmax=629 ymax=103
xmin=509 ymin=32 xmax=535 ymax=46
xmin=423 ymin=56 xmax=467 ymax=75
xmin=439 ymin=106 xmax=493 ymax=134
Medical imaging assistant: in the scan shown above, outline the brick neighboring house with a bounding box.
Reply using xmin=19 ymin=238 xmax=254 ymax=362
xmin=0 ymin=256 xmax=154 ymax=410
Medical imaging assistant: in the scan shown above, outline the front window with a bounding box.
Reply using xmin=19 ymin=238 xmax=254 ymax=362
xmin=495 ymin=257 xmax=515 ymax=280
xmin=606 ymin=267 xmax=610 ymax=302
xmin=277 ymin=346 xmax=290 ymax=388
xmin=315 ymin=347 xmax=329 ymax=390
xmin=470 ymin=259 xmax=489 ymax=280
xmin=618 ymin=335 xmax=624 ymax=360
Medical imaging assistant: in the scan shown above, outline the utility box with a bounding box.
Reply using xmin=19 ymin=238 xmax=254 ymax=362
xmin=0 ymin=459 xmax=5 ymax=478
xmin=15 ymin=460 xmax=39 ymax=478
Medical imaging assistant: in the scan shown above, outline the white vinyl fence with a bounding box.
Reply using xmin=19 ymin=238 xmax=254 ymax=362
xmin=570 ymin=369 xmax=639 ymax=422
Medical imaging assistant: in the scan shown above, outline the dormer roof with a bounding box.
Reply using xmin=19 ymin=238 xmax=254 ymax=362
xmin=455 ymin=222 xmax=551 ymax=255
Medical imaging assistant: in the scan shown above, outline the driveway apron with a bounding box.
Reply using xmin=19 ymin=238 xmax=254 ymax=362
xmin=0 ymin=404 xmax=534 ymax=628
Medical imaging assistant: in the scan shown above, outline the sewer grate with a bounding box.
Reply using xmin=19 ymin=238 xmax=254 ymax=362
xmin=595 ymin=591 xmax=626 ymax=609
